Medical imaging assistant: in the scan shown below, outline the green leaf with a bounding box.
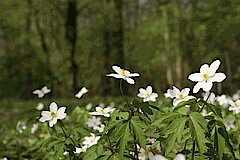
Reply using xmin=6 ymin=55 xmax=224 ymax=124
xmin=152 ymin=112 xmax=183 ymax=126
xmin=174 ymin=98 xmax=196 ymax=111
xmin=218 ymin=128 xmax=236 ymax=159
xmin=206 ymin=103 xmax=222 ymax=118
xmin=189 ymin=112 xmax=208 ymax=155
xmin=118 ymin=122 xmax=130 ymax=156
xmin=165 ymin=117 xmax=186 ymax=155
xmin=131 ymin=116 xmax=146 ymax=150
xmin=140 ymin=105 xmax=153 ymax=115
xmin=214 ymin=127 xmax=225 ymax=159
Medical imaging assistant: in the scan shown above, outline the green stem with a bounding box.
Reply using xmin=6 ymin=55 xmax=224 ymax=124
xmin=199 ymin=91 xmax=212 ymax=113
xmin=192 ymin=140 xmax=196 ymax=160
xmin=59 ymin=122 xmax=78 ymax=147
xmin=120 ymin=79 xmax=130 ymax=106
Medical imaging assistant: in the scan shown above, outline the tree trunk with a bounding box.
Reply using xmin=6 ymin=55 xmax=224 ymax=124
xmin=112 ymin=0 xmax=126 ymax=95
xmin=65 ymin=0 xmax=78 ymax=94
xmin=101 ymin=0 xmax=111 ymax=96
xmin=163 ymin=6 xmax=174 ymax=87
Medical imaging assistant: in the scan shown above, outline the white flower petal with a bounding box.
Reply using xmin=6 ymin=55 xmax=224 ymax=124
xmin=209 ymin=60 xmax=220 ymax=76
xmin=188 ymin=73 xmax=203 ymax=82
xmin=112 ymin=66 xmax=122 ymax=75
xmin=39 ymin=115 xmax=51 ymax=122
xmin=202 ymin=81 xmax=213 ymax=92
xmin=126 ymin=78 xmax=135 ymax=84
xmin=128 ymin=73 xmax=140 ymax=77
xmin=193 ymin=82 xmax=203 ymax=93
xmin=32 ymin=90 xmax=41 ymax=94
xmin=146 ymin=86 xmax=152 ymax=94
xmin=49 ymin=102 xmax=58 ymax=112
xmin=106 ymin=73 xmax=124 ymax=79
xmin=200 ymin=64 xmax=209 ymax=73
xmin=173 ymin=99 xmax=182 ymax=106
xmin=210 ymin=73 xmax=226 ymax=82
xmin=49 ymin=118 xmax=58 ymax=127
xmin=181 ymin=88 xmax=190 ymax=97
xmin=57 ymin=107 xmax=67 ymax=120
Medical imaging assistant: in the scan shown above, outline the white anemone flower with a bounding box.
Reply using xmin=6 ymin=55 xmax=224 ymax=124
xmin=223 ymin=118 xmax=235 ymax=131
xmin=174 ymin=154 xmax=186 ymax=160
xmin=82 ymin=133 xmax=101 ymax=148
xmin=16 ymin=121 xmax=27 ymax=133
xmin=63 ymin=151 xmax=69 ymax=156
xmin=89 ymin=106 xmax=115 ymax=117
xmin=188 ymin=60 xmax=226 ymax=93
xmin=167 ymin=86 xmax=195 ymax=106
xmin=216 ymin=95 xmax=231 ymax=108
xmin=31 ymin=123 xmax=39 ymax=134
xmin=39 ymin=102 xmax=67 ymax=127
xmin=137 ymin=86 xmax=158 ymax=102
xmin=74 ymin=146 xmax=88 ymax=154
xmin=36 ymin=102 xmax=44 ymax=110
xmin=106 ymin=65 xmax=140 ymax=84
xmin=87 ymin=116 xmax=102 ymax=128
xmin=94 ymin=124 xmax=105 ymax=133
xmin=32 ymin=86 xmax=51 ymax=98
xmin=149 ymin=152 xmax=167 ymax=160
xmin=229 ymin=100 xmax=240 ymax=114
xmin=203 ymin=92 xmax=216 ymax=104
xmin=201 ymin=109 xmax=213 ymax=117
xmin=75 ymin=87 xmax=88 ymax=99
xmin=86 ymin=103 xmax=93 ymax=110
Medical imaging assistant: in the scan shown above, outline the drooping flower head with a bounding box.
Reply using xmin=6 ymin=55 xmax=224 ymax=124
xmin=188 ymin=60 xmax=226 ymax=93
xmin=39 ymin=102 xmax=67 ymax=127
xmin=75 ymin=87 xmax=88 ymax=99
xmin=89 ymin=106 xmax=115 ymax=117
xmin=167 ymin=86 xmax=195 ymax=106
xmin=32 ymin=86 xmax=51 ymax=98
xmin=106 ymin=65 xmax=140 ymax=84
xmin=137 ymin=86 xmax=158 ymax=102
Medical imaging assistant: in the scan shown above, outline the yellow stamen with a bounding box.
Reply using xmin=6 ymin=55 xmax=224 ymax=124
xmin=50 ymin=112 xmax=56 ymax=117
xmin=179 ymin=93 xmax=185 ymax=99
xmin=203 ymin=73 xmax=209 ymax=79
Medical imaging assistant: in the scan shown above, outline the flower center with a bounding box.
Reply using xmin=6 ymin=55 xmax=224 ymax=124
xmin=179 ymin=93 xmax=185 ymax=99
xmin=120 ymin=69 xmax=125 ymax=76
xmin=50 ymin=112 xmax=56 ymax=117
xmin=39 ymin=133 xmax=45 ymax=138
xmin=203 ymin=73 xmax=209 ymax=79
xmin=99 ymin=108 xmax=105 ymax=114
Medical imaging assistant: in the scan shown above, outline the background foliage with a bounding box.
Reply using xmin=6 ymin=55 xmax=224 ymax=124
xmin=0 ymin=0 xmax=239 ymax=98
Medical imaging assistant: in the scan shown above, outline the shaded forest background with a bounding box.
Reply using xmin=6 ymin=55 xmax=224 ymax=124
xmin=0 ymin=0 xmax=239 ymax=99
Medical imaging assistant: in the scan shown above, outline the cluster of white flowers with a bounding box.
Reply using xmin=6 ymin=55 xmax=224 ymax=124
xmin=74 ymin=133 xmax=100 ymax=154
